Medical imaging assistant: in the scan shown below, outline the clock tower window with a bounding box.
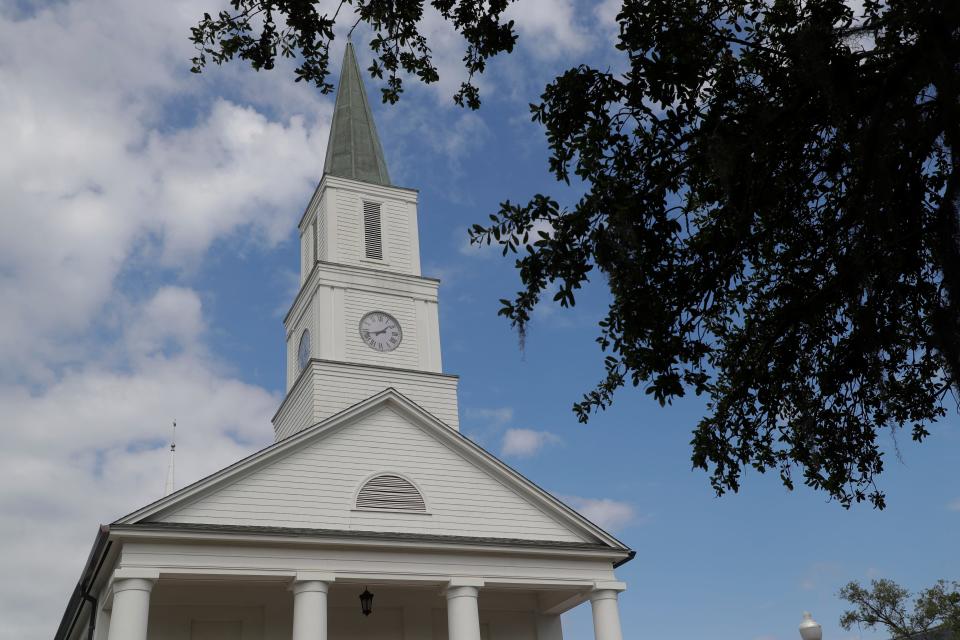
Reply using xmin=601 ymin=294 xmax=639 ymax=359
xmin=363 ymin=201 xmax=383 ymax=260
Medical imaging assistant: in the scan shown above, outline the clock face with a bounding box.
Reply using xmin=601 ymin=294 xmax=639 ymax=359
xmin=298 ymin=329 xmax=311 ymax=371
xmin=359 ymin=311 xmax=402 ymax=352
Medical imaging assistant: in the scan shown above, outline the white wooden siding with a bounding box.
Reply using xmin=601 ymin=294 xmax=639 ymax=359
xmin=332 ymin=187 xmax=417 ymax=274
xmin=299 ymin=230 xmax=310 ymax=285
xmin=274 ymin=368 xmax=313 ymax=434
xmin=316 ymin=192 xmax=328 ymax=262
xmin=382 ymin=196 xmax=415 ymax=272
xmin=273 ymin=359 xmax=460 ymax=438
xmin=414 ymin=299 xmax=442 ymax=371
xmin=166 ymin=405 xmax=584 ymax=543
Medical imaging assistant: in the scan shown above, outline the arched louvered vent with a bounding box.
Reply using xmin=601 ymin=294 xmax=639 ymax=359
xmin=356 ymin=474 xmax=426 ymax=512
xmin=363 ymin=201 xmax=383 ymax=260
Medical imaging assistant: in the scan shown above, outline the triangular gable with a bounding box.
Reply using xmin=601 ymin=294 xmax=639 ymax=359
xmin=117 ymin=389 xmax=628 ymax=550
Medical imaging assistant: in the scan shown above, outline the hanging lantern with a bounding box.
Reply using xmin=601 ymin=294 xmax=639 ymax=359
xmin=359 ymin=587 xmax=374 ymax=616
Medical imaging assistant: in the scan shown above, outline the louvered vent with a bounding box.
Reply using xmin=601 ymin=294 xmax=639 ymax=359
xmin=356 ymin=474 xmax=426 ymax=512
xmin=363 ymin=201 xmax=383 ymax=260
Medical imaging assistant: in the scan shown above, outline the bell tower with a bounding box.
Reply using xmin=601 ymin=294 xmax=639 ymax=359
xmin=273 ymin=42 xmax=459 ymax=441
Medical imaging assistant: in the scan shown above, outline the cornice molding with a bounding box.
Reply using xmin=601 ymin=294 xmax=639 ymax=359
xmin=284 ymin=260 xmax=440 ymax=328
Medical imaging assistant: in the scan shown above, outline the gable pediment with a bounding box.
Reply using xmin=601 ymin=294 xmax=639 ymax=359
xmin=118 ymin=390 xmax=626 ymax=550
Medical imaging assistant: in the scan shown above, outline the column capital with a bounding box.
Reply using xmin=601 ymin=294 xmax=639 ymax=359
xmin=446 ymin=585 xmax=480 ymax=600
xmin=448 ymin=577 xmax=485 ymax=588
xmin=295 ymin=571 xmax=336 ymax=583
xmin=446 ymin=580 xmax=482 ymax=640
xmin=593 ymin=580 xmax=626 ymax=592
xmin=590 ymin=587 xmax=624 ymax=640
xmin=112 ymin=577 xmax=156 ymax=595
xmin=291 ymin=580 xmax=331 ymax=595
xmin=291 ymin=575 xmax=330 ymax=640
xmin=113 ymin=567 xmax=161 ymax=581
xmin=106 ymin=576 xmax=153 ymax=640
xmin=589 ymin=589 xmax=621 ymax=603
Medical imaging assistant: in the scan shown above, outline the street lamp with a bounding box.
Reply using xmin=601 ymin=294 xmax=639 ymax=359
xmin=799 ymin=612 xmax=823 ymax=640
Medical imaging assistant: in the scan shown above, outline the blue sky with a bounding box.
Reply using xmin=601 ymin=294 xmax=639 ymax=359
xmin=1 ymin=1 xmax=957 ymax=639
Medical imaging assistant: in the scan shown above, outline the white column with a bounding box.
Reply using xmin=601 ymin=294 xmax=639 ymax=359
xmin=446 ymin=585 xmax=482 ymax=640
xmin=106 ymin=578 xmax=154 ymax=640
xmin=291 ymin=579 xmax=330 ymax=640
xmin=590 ymin=589 xmax=624 ymax=640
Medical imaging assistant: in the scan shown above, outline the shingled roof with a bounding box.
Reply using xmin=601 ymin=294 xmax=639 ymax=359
xmin=322 ymin=41 xmax=392 ymax=185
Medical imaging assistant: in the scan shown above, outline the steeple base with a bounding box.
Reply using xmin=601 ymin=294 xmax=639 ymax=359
xmin=273 ymin=359 xmax=460 ymax=441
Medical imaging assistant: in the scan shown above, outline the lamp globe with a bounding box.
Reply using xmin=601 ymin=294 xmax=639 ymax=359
xmin=799 ymin=612 xmax=823 ymax=640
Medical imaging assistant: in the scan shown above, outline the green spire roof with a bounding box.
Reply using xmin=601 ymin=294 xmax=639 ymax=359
xmin=322 ymin=42 xmax=391 ymax=186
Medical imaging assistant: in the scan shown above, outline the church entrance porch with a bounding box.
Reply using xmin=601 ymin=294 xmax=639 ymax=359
xmin=100 ymin=573 xmax=624 ymax=640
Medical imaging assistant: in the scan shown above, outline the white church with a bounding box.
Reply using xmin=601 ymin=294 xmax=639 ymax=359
xmin=54 ymin=43 xmax=634 ymax=640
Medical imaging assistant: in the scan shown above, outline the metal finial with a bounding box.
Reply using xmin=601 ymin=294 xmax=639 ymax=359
xmin=347 ymin=16 xmax=362 ymax=41
xmin=164 ymin=420 xmax=177 ymax=497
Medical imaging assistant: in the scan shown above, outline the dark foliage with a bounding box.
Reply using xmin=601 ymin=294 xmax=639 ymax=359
xmin=191 ymin=0 xmax=960 ymax=508
xmin=190 ymin=0 xmax=516 ymax=107
xmin=840 ymin=579 xmax=960 ymax=639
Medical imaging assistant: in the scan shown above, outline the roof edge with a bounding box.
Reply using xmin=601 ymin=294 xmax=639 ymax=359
xmin=113 ymin=521 xmax=621 ymax=554
xmin=54 ymin=525 xmax=112 ymax=640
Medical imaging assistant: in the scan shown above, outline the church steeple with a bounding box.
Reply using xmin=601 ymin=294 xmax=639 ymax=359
xmin=322 ymin=41 xmax=391 ymax=186
xmin=275 ymin=40 xmax=456 ymax=441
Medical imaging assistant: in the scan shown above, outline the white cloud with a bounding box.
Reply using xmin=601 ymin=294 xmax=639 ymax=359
xmin=506 ymin=0 xmax=592 ymax=59
xmin=595 ymin=0 xmax=622 ymax=25
xmin=563 ymin=495 xmax=637 ymax=532
xmin=0 ymin=298 xmax=279 ymax=639
xmin=594 ymin=0 xmax=623 ymax=43
xmin=466 ymin=406 xmax=515 ymax=428
xmin=407 ymin=6 xmax=484 ymax=104
xmin=798 ymin=561 xmax=842 ymax=592
xmin=0 ymin=0 xmax=329 ymax=384
xmin=466 ymin=410 xmax=562 ymax=458
xmin=124 ymin=286 xmax=205 ymax=359
xmin=424 ymin=111 xmax=490 ymax=162
xmin=458 ymin=229 xmax=496 ymax=257
xmin=947 ymin=498 xmax=960 ymax=511
xmin=0 ymin=1 xmax=329 ymax=637
xmin=501 ymin=428 xmax=561 ymax=457
xmin=147 ymin=100 xmax=327 ymax=261
xmin=384 ymin=105 xmax=490 ymax=186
